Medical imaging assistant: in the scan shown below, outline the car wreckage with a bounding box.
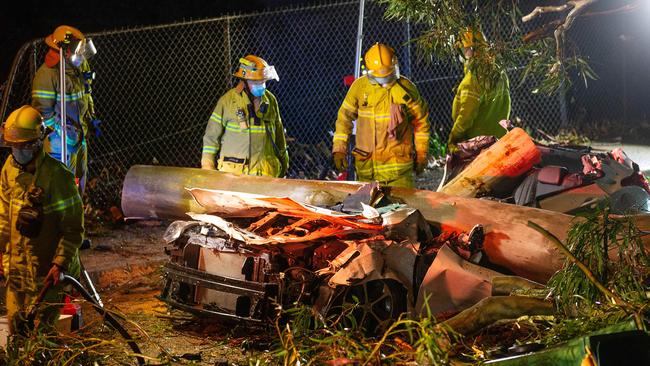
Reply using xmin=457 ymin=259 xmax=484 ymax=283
xmin=157 ymin=185 xmax=492 ymax=333
xmin=438 ymin=127 xmax=650 ymax=215
xmin=121 ymin=159 xmax=650 ymax=336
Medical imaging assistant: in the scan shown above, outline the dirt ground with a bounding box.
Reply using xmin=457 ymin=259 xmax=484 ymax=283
xmin=78 ymin=272 xmax=268 ymax=365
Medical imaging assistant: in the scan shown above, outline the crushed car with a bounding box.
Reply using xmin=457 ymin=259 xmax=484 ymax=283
xmin=157 ymin=184 xmax=501 ymax=334
xmin=438 ymin=127 xmax=650 ymax=215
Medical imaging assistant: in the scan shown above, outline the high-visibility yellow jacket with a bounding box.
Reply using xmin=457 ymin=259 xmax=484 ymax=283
xmin=202 ymin=83 xmax=289 ymax=177
xmin=0 ymin=150 xmax=84 ymax=293
xmin=332 ymin=76 xmax=430 ymax=188
xmin=31 ymin=60 xmax=94 ymax=148
xmin=448 ymin=65 xmax=511 ymax=151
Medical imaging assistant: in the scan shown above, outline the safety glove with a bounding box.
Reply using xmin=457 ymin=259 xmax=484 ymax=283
xmin=91 ymin=119 xmax=103 ymax=138
xmin=333 ymin=152 xmax=348 ymax=172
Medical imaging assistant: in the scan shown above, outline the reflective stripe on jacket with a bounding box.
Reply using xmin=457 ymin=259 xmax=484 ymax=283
xmin=0 ymin=150 xmax=84 ymax=293
xmin=448 ymin=65 xmax=511 ymax=150
xmin=202 ymin=84 xmax=289 ymax=177
xmin=31 ymin=60 xmax=94 ymax=147
xmin=332 ymin=76 xmax=430 ymax=187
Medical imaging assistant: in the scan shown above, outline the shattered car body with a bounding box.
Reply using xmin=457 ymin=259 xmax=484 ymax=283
xmin=438 ymin=133 xmax=650 ymax=215
xmin=157 ymin=186 xmax=495 ymax=332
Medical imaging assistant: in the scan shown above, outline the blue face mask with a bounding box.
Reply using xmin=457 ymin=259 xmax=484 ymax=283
xmin=12 ymin=147 xmax=36 ymax=165
xmin=248 ymin=82 xmax=266 ymax=97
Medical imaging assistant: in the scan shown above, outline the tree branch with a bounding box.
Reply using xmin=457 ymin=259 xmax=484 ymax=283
xmin=522 ymin=3 xmax=639 ymax=44
xmin=522 ymin=3 xmax=571 ymax=23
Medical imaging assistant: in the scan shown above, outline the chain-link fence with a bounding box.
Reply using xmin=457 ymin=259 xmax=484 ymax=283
xmin=0 ymin=0 xmax=637 ymax=211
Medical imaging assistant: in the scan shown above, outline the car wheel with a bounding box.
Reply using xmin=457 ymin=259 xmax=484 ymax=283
xmin=329 ymin=279 xmax=407 ymax=336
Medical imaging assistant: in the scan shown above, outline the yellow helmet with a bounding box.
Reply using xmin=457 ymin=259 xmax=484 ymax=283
xmin=45 ymin=25 xmax=85 ymax=51
xmin=460 ymin=28 xmax=487 ymax=49
xmin=233 ymin=55 xmax=279 ymax=82
xmin=364 ymin=43 xmax=398 ymax=78
xmin=1 ymin=105 xmax=45 ymax=146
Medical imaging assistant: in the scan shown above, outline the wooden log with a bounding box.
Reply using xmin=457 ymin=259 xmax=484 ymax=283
xmin=441 ymin=296 xmax=555 ymax=336
xmin=491 ymin=275 xmax=547 ymax=296
xmin=439 ymin=127 xmax=542 ymax=198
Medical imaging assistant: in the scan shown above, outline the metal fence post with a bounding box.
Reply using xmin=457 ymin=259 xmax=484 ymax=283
xmin=347 ymin=0 xmax=365 ymax=181
xmin=59 ymin=47 xmax=68 ymax=166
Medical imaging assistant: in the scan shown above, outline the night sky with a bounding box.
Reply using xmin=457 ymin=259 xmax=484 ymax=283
xmin=0 ymin=0 xmax=305 ymax=81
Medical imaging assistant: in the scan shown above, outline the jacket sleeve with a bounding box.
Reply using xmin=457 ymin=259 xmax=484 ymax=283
xmin=0 ymin=163 xmax=10 ymax=255
xmin=332 ymin=82 xmax=359 ymax=154
xmin=31 ymin=67 xmax=59 ymax=130
xmin=448 ymin=74 xmax=481 ymax=147
xmin=46 ymin=169 xmax=84 ymax=270
xmin=80 ymin=61 xmax=96 ymax=117
xmin=402 ymin=80 xmax=430 ymax=160
xmin=273 ymin=101 xmax=289 ymax=176
xmin=202 ymin=97 xmax=226 ymax=163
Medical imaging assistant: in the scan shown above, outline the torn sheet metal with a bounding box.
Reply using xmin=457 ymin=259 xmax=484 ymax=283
xmin=325 ymin=237 xmax=418 ymax=291
xmin=382 ymin=207 xmax=434 ymax=244
xmin=188 ymin=213 xmax=270 ymax=244
xmin=415 ymin=244 xmax=503 ymax=318
xmin=188 ymin=188 xmax=383 ymax=230
xmin=338 ymin=181 xmax=385 ymax=213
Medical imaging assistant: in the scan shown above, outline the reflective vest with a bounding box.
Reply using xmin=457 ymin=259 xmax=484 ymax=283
xmin=0 ymin=150 xmax=83 ymax=293
xmin=202 ymin=85 xmax=289 ymax=177
xmin=448 ymin=65 xmax=511 ymax=150
xmin=31 ymin=60 xmax=94 ymax=148
xmin=333 ymin=76 xmax=430 ymax=187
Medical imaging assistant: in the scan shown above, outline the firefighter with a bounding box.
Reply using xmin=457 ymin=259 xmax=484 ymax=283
xmin=201 ymin=55 xmax=289 ymax=177
xmin=31 ymin=25 xmax=98 ymax=195
xmin=0 ymin=105 xmax=83 ymax=334
xmin=447 ymin=28 xmax=511 ymax=152
xmin=332 ymin=42 xmax=430 ymax=188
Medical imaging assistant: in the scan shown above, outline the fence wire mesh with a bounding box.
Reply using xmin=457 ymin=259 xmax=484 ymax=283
xmin=0 ymin=0 xmax=628 ymax=212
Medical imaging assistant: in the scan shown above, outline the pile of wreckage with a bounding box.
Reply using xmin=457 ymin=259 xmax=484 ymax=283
xmin=121 ymin=128 xmax=650 ymax=364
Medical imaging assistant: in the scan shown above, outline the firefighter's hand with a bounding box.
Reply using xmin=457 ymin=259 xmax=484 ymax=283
xmin=45 ymin=264 xmax=63 ymax=286
xmin=201 ymin=158 xmax=216 ymax=170
xmin=91 ymin=119 xmax=103 ymax=138
xmin=333 ymin=152 xmax=348 ymax=172
xmin=415 ymin=155 xmax=428 ymax=175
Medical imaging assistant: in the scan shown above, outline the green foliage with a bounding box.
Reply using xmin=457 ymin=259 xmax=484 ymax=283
xmin=269 ymin=302 xmax=458 ymax=365
xmin=376 ymin=0 xmax=599 ymax=95
xmin=2 ymin=329 xmax=108 ymax=365
xmin=547 ymin=206 xmax=650 ymax=316
xmin=553 ymin=128 xmax=591 ymax=146
xmin=429 ymin=130 xmax=448 ymax=159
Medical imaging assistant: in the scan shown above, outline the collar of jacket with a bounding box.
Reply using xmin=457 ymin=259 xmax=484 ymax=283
xmin=10 ymin=148 xmax=46 ymax=174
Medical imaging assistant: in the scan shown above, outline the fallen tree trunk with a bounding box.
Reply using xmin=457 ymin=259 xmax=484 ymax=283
xmin=120 ymin=165 xmax=583 ymax=283
xmin=441 ymin=296 xmax=555 ymax=336
xmin=439 ymin=128 xmax=541 ymax=198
